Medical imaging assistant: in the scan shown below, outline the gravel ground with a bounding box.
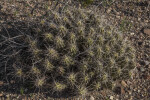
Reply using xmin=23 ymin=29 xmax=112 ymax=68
xmin=0 ymin=0 xmax=150 ymax=100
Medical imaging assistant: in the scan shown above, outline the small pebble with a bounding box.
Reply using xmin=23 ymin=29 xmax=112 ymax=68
xmin=110 ymin=96 xmax=113 ymax=100
xmin=107 ymin=8 xmax=112 ymax=14
xmin=130 ymin=32 xmax=135 ymax=35
xmin=0 ymin=93 xmax=3 ymax=97
xmin=116 ymin=16 xmax=120 ymax=19
xmin=144 ymin=61 xmax=149 ymax=65
xmin=129 ymin=91 xmax=132 ymax=95
xmin=145 ymin=20 xmax=149 ymax=23
xmin=138 ymin=18 xmax=141 ymax=21
xmin=133 ymin=89 xmax=136 ymax=92
xmin=129 ymin=96 xmax=133 ymax=100
xmin=140 ymin=67 xmax=145 ymax=72
xmin=125 ymin=94 xmax=128 ymax=98
xmin=6 ymin=94 xmax=9 ymax=97
xmin=90 ymin=96 xmax=94 ymax=100
xmin=0 ymin=81 xmax=3 ymax=86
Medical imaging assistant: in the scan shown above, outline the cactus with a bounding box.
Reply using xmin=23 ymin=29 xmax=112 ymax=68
xmin=0 ymin=5 xmax=136 ymax=97
xmin=79 ymin=0 xmax=94 ymax=6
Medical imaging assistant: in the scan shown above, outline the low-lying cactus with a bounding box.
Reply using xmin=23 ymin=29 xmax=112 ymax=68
xmin=79 ymin=0 xmax=94 ymax=6
xmin=0 ymin=5 xmax=136 ymax=97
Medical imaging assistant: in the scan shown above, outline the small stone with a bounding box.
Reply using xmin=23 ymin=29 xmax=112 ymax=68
xmin=125 ymin=94 xmax=128 ymax=98
xmin=113 ymin=9 xmax=119 ymax=15
xmin=10 ymin=80 xmax=15 ymax=84
xmin=144 ymin=61 xmax=149 ymax=65
xmin=0 ymin=93 xmax=3 ymax=97
xmin=140 ymin=67 xmax=145 ymax=72
xmin=129 ymin=96 xmax=133 ymax=100
xmin=90 ymin=96 xmax=94 ymax=100
xmin=130 ymin=32 xmax=135 ymax=35
xmin=129 ymin=91 xmax=132 ymax=95
xmin=116 ymin=16 xmax=120 ymax=19
xmin=144 ymin=28 xmax=150 ymax=35
xmin=6 ymin=94 xmax=9 ymax=97
xmin=110 ymin=96 xmax=113 ymax=100
xmin=0 ymin=81 xmax=4 ymax=86
xmin=17 ymin=95 xmax=20 ymax=99
xmin=131 ymin=20 xmax=134 ymax=23
xmin=107 ymin=8 xmax=112 ymax=14
xmin=121 ymin=81 xmax=127 ymax=87
xmin=133 ymin=89 xmax=136 ymax=92
xmin=145 ymin=20 xmax=149 ymax=23
xmin=138 ymin=18 xmax=141 ymax=21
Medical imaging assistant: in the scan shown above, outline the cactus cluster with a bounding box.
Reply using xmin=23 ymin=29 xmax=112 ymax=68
xmin=79 ymin=0 xmax=94 ymax=6
xmin=1 ymin=6 xmax=136 ymax=96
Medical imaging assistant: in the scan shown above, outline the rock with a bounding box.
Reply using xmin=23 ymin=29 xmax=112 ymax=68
xmin=130 ymin=32 xmax=135 ymax=35
xmin=121 ymin=81 xmax=127 ymax=87
xmin=110 ymin=96 xmax=113 ymax=100
xmin=0 ymin=93 xmax=3 ymax=97
xmin=107 ymin=8 xmax=112 ymax=14
xmin=140 ymin=67 xmax=145 ymax=72
xmin=144 ymin=28 xmax=150 ymax=35
xmin=136 ymin=63 xmax=141 ymax=68
xmin=129 ymin=91 xmax=132 ymax=95
xmin=144 ymin=61 xmax=149 ymax=65
xmin=125 ymin=94 xmax=128 ymax=98
xmin=6 ymin=94 xmax=10 ymax=97
xmin=10 ymin=80 xmax=15 ymax=84
xmin=138 ymin=18 xmax=141 ymax=21
xmin=90 ymin=96 xmax=94 ymax=100
xmin=129 ymin=96 xmax=133 ymax=100
xmin=116 ymin=16 xmax=120 ymax=19
xmin=145 ymin=20 xmax=149 ymax=23
xmin=0 ymin=81 xmax=4 ymax=86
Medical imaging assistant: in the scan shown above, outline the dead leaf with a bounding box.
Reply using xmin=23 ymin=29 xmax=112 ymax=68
xmin=121 ymin=81 xmax=127 ymax=87
xmin=144 ymin=28 xmax=150 ymax=35
xmin=121 ymin=87 xmax=125 ymax=94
